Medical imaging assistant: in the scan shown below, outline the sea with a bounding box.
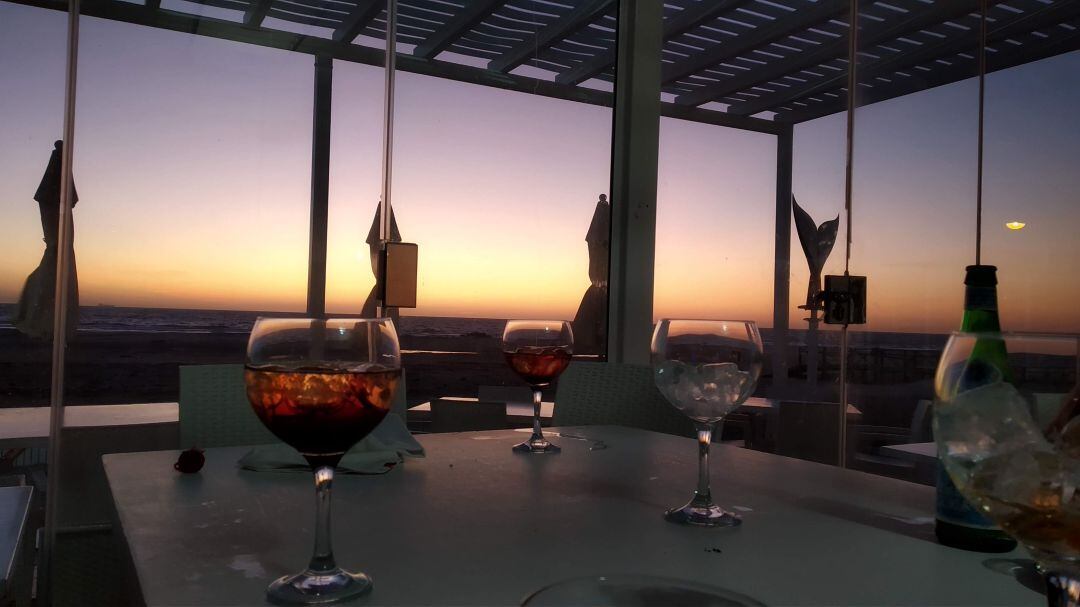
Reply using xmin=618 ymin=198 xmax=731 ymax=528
xmin=0 ymin=303 xmax=950 ymax=350
xmin=0 ymin=304 xmax=506 ymax=339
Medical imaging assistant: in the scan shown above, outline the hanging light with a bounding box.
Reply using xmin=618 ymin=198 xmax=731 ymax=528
xmin=1005 ymin=221 xmax=1026 ymax=231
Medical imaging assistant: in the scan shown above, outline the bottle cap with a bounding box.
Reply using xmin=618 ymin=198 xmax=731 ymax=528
xmin=964 ymin=265 xmax=998 ymax=287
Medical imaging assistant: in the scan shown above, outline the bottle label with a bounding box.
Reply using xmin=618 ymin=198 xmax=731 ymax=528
xmin=964 ymin=286 xmax=998 ymax=311
xmin=936 ymin=463 xmax=998 ymax=529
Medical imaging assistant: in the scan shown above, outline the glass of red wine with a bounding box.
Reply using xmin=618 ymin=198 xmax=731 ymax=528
xmin=502 ymin=320 xmax=574 ymax=454
xmin=244 ymin=317 xmax=401 ymax=604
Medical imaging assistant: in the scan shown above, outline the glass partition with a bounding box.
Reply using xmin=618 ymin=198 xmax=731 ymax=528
xmin=392 ymin=70 xmax=614 ymax=420
xmin=843 ymin=0 xmax=981 ymax=480
xmin=0 ymin=3 xmax=65 ymax=602
xmin=51 ymin=11 xmax=314 ymax=603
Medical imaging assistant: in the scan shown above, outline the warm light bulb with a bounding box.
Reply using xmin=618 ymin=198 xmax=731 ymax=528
xmin=1005 ymin=221 xmax=1026 ymax=231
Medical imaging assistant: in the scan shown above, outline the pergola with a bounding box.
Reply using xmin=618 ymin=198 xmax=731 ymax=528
xmin=14 ymin=0 xmax=1080 ymax=372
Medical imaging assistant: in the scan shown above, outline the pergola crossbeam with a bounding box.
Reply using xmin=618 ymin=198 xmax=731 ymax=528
xmin=8 ymin=0 xmax=1075 ymax=129
xmin=661 ymin=0 xmax=849 ymax=86
xmin=556 ymin=0 xmax=751 ymax=86
xmin=777 ymin=23 xmax=1080 ymax=124
xmin=244 ymin=0 xmax=271 ymax=27
xmin=674 ymin=0 xmax=982 ymax=108
xmin=731 ymin=1 xmax=1080 ymax=117
xmin=332 ymin=0 xmax=381 ymax=44
xmin=487 ymin=0 xmax=613 ymax=74
xmin=412 ymin=0 xmax=501 ymax=60
xmin=16 ymin=0 xmax=780 ymax=134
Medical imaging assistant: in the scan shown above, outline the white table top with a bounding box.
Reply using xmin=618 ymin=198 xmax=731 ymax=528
xmin=104 ymin=426 xmax=1039 ymax=606
xmin=0 ymin=486 xmax=32 ymax=597
xmin=409 ymin=397 xmax=557 ymax=420
xmin=407 ymin=396 xmax=816 ymax=421
xmin=880 ymin=441 xmax=937 ymax=463
xmin=0 ymin=403 xmax=178 ymax=448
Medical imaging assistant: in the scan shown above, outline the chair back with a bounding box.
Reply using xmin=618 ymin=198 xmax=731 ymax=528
xmin=179 ymin=364 xmax=276 ymax=448
xmin=179 ymin=364 xmax=409 ymax=448
xmin=552 ymin=361 xmax=693 ymax=438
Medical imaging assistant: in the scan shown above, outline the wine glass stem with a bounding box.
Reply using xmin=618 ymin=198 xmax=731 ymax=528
xmin=695 ymin=422 xmax=716 ymax=503
xmin=1047 ymin=572 xmax=1080 ymax=607
xmin=531 ymin=388 xmax=544 ymax=442
xmin=309 ymin=465 xmax=338 ymax=573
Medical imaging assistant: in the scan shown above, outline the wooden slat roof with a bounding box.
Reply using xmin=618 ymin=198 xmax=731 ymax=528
xmin=12 ymin=0 xmax=1080 ymax=131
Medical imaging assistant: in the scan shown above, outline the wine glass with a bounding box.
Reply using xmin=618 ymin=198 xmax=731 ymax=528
xmin=502 ymin=320 xmax=574 ymax=454
xmin=244 ymin=317 xmax=401 ymax=604
xmin=652 ymin=320 xmax=763 ymax=527
xmin=935 ymin=332 xmax=1080 ymax=607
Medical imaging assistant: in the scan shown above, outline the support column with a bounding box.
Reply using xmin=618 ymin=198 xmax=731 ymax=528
xmin=771 ymin=124 xmax=793 ymax=393
xmin=606 ymin=0 xmax=662 ymax=365
xmin=307 ymin=54 xmax=332 ymax=317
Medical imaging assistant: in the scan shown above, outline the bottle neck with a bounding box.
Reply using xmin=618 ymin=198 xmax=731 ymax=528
xmin=964 ymin=285 xmax=998 ymax=312
xmin=961 ymin=285 xmax=1001 ymax=332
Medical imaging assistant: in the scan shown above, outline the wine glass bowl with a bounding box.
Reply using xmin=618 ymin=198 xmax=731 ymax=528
xmin=502 ymin=320 xmax=574 ymax=453
xmin=244 ymin=317 xmax=401 ymax=604
xmin=652 ymin=320 xmax=763 ymax=527
xmin=934 ymin=332 xmax=1080 ymax=604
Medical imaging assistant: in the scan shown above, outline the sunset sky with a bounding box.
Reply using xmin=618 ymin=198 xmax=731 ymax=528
xmin=1 ymin=3 xmax=1077 ymax=334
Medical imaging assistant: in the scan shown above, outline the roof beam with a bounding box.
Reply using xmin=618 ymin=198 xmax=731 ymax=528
xmin=487 ymin=0 xmax=613 ymax=74
xmin=555 ymin=0 xmax=751 ymax=86
xmin=777 ymin=21 xmax=1080 ymax=124
xmin=332 ymin=0 xmax=381 ymax=44
xmin=13 ymin=0 xmax=781 ymax=135
xmin=736 ymin=1 xmax=1080 ymax=118
xmin=661 ymin=0 xmax=848 ymax=86
xmin=412 ymin=0 xmax=502 ymax=60
xmin=675 ymin=0 xmax=982 ymax=107
xmin=243 ymin=0 xmax=271 ymax=27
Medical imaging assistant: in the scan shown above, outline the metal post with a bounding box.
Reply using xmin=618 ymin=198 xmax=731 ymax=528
xmin=837 ymin=0 xmax=862 ymax=470
xmin=307 ymin=54 xmax=332 ymax=317
xmin=606 ymin=0 xmax=662 ymax=365
xmin=41 ymin=0 xmax=81 ymax=600
xmin=771 ymin=124 xmax=793 ymax=393
xmin=376 ymin=0 xmax=397 ymax=318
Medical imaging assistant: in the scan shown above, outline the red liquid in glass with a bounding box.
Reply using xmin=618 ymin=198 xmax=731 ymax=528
xmin=244 ymin=366 xmax=400 ymax=468
xmin=504 ymin=347 xmax=572 ymax=387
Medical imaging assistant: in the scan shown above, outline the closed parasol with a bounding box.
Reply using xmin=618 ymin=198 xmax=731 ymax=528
xmin=13 ymin=140 xmax=79 ymax=341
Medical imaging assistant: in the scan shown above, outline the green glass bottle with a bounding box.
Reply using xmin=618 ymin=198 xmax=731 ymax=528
xmin=934 ymin=264 xmax=1017 ymax=552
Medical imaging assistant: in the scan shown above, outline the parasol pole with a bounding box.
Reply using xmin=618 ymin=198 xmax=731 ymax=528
xmin=377 ymin=0 xmax=397 ymax=319
xmin=42 ymin=0 xmax=81 ymax=598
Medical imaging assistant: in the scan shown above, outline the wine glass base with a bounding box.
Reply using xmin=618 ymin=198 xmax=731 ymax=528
xmin=513 ymin=440 xmax=561 ymax=454
xmin=266 ymin=568 xmax=372 ymax=605
xmin=664 ymin=501 xmax=742 ymax=527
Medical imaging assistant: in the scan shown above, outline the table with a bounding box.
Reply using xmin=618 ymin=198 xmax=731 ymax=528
xmin=104 ymin=426 xmax=1039 ymax=606
xmin=0 ymin=403 xmax=178 ymax=449
xmin=0 ymin=486 xmax=32 ymax=600
xmin=880 ymin=441 xmax=937 ymax=464
xmin=406 ymin=396 xmax=837 ymax=427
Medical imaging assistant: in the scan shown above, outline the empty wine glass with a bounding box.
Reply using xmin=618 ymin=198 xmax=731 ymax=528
xmin=935 ymin=332 xmax=1080 ymax=607
xmin=502 ymin=320 xmax=574 ymax=454
xmin=652 ymin=320 xmax=763 ymax=527
xmin=244 ymin=317 xmax=401 ymax=604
